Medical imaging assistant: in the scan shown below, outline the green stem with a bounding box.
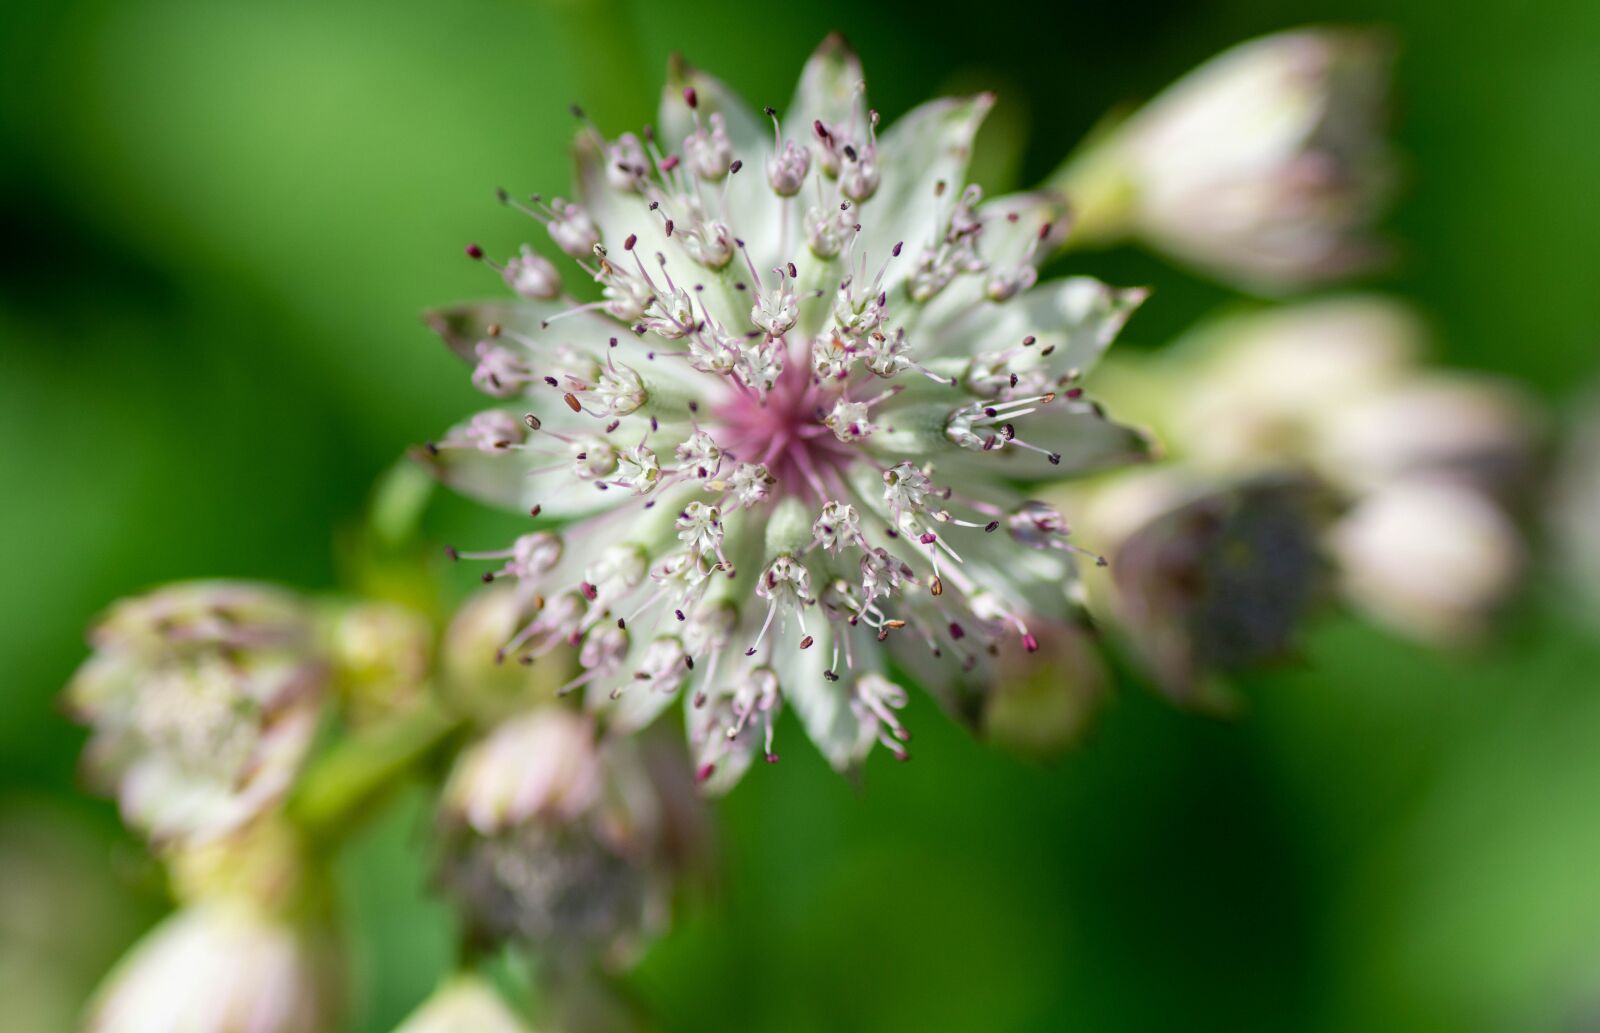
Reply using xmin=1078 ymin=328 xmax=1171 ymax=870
xmin=289 ymin=696 xmax=462 ymax=848
xmin=1048 ymin=110 xmax=1139 ymax=252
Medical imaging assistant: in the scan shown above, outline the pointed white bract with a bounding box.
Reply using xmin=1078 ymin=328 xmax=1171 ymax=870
xmin=427 ymin=36 xmax=1152 ymax=791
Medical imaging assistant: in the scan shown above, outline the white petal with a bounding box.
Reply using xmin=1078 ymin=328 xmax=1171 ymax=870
xmin=858 ymin=93 xmax=994 ymax=295
xmin=781 ymin=625 xmax=875 ymax=771
xmin=924 ymin=276 xmax=1147 ymax=374
xmin=781 ymin=33 xmax=866 ymax=147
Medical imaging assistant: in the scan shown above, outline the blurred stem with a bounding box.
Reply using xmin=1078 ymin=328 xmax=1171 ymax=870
xmin=368 ymin=458 xmax=436 ymax=551
xmin=289 ymin=696 xmax=461 ymax=849
xmin=1050 ymin=111 xmax=1138 ymax=251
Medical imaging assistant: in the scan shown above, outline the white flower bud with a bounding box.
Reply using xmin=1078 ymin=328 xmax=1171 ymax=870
xmin=502 ymin=244 xmax=561 ymax=300
xmin=86 ymin=904 xmax=332 ymax=1033
xmin=1332 ymin=479 xmax=1522 ymax=645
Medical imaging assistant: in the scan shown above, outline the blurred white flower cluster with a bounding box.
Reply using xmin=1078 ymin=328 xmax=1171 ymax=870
xmin=1055 ymin=298 xmax=1536 ymax=699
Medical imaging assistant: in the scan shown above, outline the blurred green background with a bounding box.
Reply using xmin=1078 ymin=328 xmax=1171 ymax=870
xmin=3 ymin=0 xmax=1599 ymax=1030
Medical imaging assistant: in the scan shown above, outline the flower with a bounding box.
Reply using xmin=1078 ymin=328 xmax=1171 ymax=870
xmin=393 ymin=976 xmax=531 ymax=1033
xmin=1060 ymin=296 xmax=1535 ymax=658
xmin=85 ymin=902 xmax=335 ymax=1033
xmin=1056 ymin=28 xmax=1393 ymax=291
xmin=64 ymin=581 xmax=327 ymax=846
xmin=1332 ymin=478 xmax=1523 ymax=645
xmin=1101 ymin=476 xmax=1328 ymax=702
xmin=435 ymin=707 xmax=702 ymax=960
xmin=421 ymin=36 xmax=1151 ymax=787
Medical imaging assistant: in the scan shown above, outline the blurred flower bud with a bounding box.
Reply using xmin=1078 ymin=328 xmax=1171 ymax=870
xmin=1062 ymin=28 xmax=1393 ymax=290
xmin=435 ymin=708 xmax=704 ymax=963
xmin=1331 ymin=479 xmax=1523 ymax=645
xmin=329 ymin=601 xmax=434 ymax=724
xmin=982 ymin=617 xmax=1109 ymax=756
xmin=393 ymin=975 xmax=531 ymax=1033
xmin=64 ymin=581 xmax=327 ymax=846
xmin=1169 ymin=298 xmax=1421 ymax=477
xmin=1314 ymin=374 xmax=1539 ymax=499
xmin=1110 ymin=478 xmax=1329 ymax=702
xmin=440 ymin=584 xmax=563 ymax=722
xmin=85 ymin=902 xmax=336 ymax=1033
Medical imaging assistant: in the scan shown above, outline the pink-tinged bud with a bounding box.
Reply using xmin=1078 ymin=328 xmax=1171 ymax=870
xmin=1332 ymin=479 xmax=1523 ymax=646
xmin=436 ymin=708 xmax=709 ymax=959
xmin=85 ymin=903 xmax=336 ymax=1033
xmin=501 ymin=244 xmax=562 ymax=300
xmin=1065 ymin=28 xmax=1394 ymax=290
xmin=63 ymin=582 xmax=326 ymax=847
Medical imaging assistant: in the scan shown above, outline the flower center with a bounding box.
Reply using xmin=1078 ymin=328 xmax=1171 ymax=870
xmin=714 ymin=347 xmax=855 ymax=499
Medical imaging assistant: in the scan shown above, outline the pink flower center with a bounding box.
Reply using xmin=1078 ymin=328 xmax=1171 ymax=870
xmin=715 ymin=355 xmax=856 ymax=499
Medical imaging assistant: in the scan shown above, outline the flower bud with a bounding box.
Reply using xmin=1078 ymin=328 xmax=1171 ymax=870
xmin=1331 ymin=479 xmax=1522 ymax=645
xmin=393 ymin=975 xmax=530 ymax=1033
xmin=1314 ymin=374 xmax=1538 ymax=498
xmin=1170 ymin=297 xmax=1420 ymax=477
xmin=983 ymin=618 xmax=1108 ymax=757
xmin=435 ymin=708 xmax=706 ymax=961
xmin=85 ymin=903 xmax=336 ymax=1033
xmin=64 ymin=582 xmax=327 ymax=846
xmin=1109 ymin=478 xmax=1328 ymax=703
xmin=1066 ymin=28 xmax=1393 ymax=289
xmin=502 ymin=244 xmax=561 ymax=300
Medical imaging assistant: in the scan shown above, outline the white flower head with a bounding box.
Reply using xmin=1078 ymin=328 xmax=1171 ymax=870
xmin=423 ymin=36 xmax=1151 ymax=791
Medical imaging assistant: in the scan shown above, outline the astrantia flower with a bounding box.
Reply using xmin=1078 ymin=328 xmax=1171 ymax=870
xmin=1056 ymin=28 xmax=1393 ymax=291
xmin=85 ymin=902 xmax=334 ymax=1033
xmin=422 ymin=36 xmax=1150 ymax=787
xmin=64 ymin=582 xmax=327 ymax=845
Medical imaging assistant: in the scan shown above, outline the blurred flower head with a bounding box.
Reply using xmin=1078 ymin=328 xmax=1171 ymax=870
xmin=85 ymin=901 xmax=335 ymax=1033
xmin=1080 ymin=296 xmax=1535 ymax=652
xmin=1101 ymin=476 xmax=1329 ymax=701
xmin=436 ymin=707 xmax=704 ymax=962
xmin=64 ymin=582 xmax=327 ymax=846
xmin=1063 ymin=27 xmax=1394 ymax=291
xmin=424 ymin=35 xmax=1151 ymax=788
xmin=393 ymin=975 xmax=530 ymax=1033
